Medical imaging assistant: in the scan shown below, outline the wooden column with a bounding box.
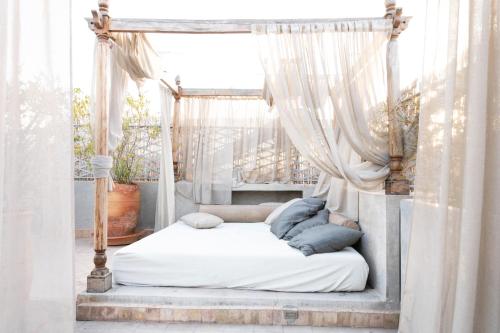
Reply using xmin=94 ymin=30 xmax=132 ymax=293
xmin=384 ymin=0 xmax=409 ymax=195
xmin=171 ymin=76 xmax=181 ymax=178
xmin=87 ymin=0 xmax=112 ymax=293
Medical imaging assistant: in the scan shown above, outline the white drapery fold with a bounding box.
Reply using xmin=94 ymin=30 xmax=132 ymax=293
xmin=399 ymin=0 xmax=500 ymax=332
xmin=176 ymin=97 xmax=295 ymax=204
xmin=0 ymin=0 xmax=74 ymax=332
xmin=254 ymin=21 xmax=392 ymax=217
xmin=155 ymin=85 xmax=176 ymax=230
xmin=108 ymin=33 xmax=162 ymax=151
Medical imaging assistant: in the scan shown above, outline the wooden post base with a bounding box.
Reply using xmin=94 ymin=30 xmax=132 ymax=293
xmin=385 ymin=178 xmax=410 ymax=195
xmin=87 ymin=271 xmax=112 ymax=293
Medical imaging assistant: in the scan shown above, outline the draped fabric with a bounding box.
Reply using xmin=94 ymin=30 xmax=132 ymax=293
xmin=0 ymin=0 xmax=74 ymax=332
xmin=399 ymin=0 xmax=500 ymax=332
xmin=155 ymin=85 xmax=176 ymax=230
xmin=176 ymin=97 xmax=295 ymax=204
xmin=108 ymin=33 xmax=162 ymax=151
xmin=254 ymin=21 xmax=392 ymax=217
xmin=232 ymin=103 xmax=294 ymax=185
xmin=177 ymin=97 xmax=234 ymax=204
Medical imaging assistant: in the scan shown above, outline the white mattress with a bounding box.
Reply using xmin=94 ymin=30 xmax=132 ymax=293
xmin=112 ymin=222 xmax=369 ymax=292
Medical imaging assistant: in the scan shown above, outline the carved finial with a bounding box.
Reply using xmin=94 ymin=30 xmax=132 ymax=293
xmin=384 ymin=0 xmax=407 ymax=39
xmin=391 ymin=7 xmax=407 ymax=39
xmin=98 ymin=0 xmax=109 ymax=16
xmin=175 ymin=75 xmax=181 ymax=87
xmin=384 ymin=0 xmax=396 ymax=18
xmin=91 ymin=0 xmax=110 ymax=40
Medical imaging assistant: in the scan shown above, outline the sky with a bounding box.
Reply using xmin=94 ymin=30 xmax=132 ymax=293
xmin=72 ymin=0 xmax=424 ymax=96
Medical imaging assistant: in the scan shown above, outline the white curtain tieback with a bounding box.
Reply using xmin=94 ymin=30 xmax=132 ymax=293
xmin=91 ymin=155 xmax=113 ymax=179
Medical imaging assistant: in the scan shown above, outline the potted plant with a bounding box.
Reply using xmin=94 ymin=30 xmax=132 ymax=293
xmin=107 ymin=125 xmax=142 ymax=245
xmin=73 ymin=89 xmax=159 ymax=245
xmin=107 ymin=94 xmax=159 ymax=245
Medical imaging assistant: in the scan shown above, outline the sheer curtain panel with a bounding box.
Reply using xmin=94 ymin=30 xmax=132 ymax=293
xmin=108 ymin=33 xmax=162 ymax=151
xmin=0 ymin=0 xmax=74 ymax=332
xmin=254 ymin=21 xmax=392 ymax=217
xmin=399 ymin=0 xmax=500 ymax=331
xmin=176 ymin=97 xmax=295 ymax=204
xmin=155 ymin=85 xmax=176 ymax=230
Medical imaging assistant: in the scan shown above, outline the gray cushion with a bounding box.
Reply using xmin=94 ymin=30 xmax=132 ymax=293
xmin=270 ymin=197 xmax=325 ymax=239
xmin=288 ymin=223 xmax=363 ymax=256
xmin=282 ymin=209 xmax=329 ymax=241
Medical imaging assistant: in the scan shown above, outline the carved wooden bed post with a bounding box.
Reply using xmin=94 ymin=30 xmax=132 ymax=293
xmin=171 ymin=76 xmax=182 ymax=176
xmin=384 ymin=0 xmax=410 ymax=195
xmin=87 ymin=0 xmax=112 ymax=293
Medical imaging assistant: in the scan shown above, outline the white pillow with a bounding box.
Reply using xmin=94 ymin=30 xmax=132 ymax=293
xmin=264 ymin=198 xmax=302 ymax=225
xmin=180 ymin=212 xmax=223 ymax=229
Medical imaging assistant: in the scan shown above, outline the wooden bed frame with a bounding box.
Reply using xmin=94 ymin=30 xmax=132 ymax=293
xmin=85 ymin=0 xmax=411 ymax=304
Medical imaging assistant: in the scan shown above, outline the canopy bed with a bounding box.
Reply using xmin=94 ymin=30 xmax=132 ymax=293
xmin=112 ymin=218 xmax=369 ymax=292
xmin=81 ymin=0 xmax=411 ymax=328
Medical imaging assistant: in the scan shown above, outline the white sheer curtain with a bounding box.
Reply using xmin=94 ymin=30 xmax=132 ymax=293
xmin=0 ymin=0 xmax=74 ymax=332
xmin=254 ymin=21 xmax=392 ymax=218
xmin=232 ymin=102 xmax=294 ymax=185
xmin=178 ymin=97 xmax=234 ymax=204
xmin=399 ymin=0 xmax=500 ymax=332
xmin=108 ymin=33 xmax=162 ymax=151
xmin=176 ymin=97 xmax=293 ymax=204
xmin=155 ymin=85 xmax=176 ymax=230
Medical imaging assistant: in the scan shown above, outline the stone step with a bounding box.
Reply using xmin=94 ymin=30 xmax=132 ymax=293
xmin=77 ymin=302 xmax=398 ymax=328
xmin=76 ymin=286 xmax=399 ymax=328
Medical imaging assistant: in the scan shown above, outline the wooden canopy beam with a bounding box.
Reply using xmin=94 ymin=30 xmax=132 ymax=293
xmin=160 ymin=76 xmax=179 ymax=98
xmin=180 ymin=88 xmax=262 ymax=97
xmin=85 ymin=17 xmax=410 ymax=34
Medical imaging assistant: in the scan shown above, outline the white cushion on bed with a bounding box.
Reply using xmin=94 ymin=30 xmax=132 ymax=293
xmin=264 ymin=198 xmax=301 ymax=225
xmin=180 ymin=212 xmax=223 ymax=229
xmin=112 ymin=222 xmax=369 ymax=292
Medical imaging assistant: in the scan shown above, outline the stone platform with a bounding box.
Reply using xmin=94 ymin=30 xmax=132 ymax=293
xmin=76 ymin=285 xmax=399 ymax=329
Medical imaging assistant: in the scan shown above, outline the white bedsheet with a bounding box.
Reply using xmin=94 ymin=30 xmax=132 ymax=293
xmin=112 ymin=222 xmax=369 ymax=292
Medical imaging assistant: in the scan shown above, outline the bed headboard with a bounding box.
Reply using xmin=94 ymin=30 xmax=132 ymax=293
xmin=199 ymin=204 xmax=275 ymax=222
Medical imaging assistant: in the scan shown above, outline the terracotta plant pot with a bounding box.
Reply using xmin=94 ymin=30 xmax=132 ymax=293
xmin=108 ymin=183 xmax=140 ymax=245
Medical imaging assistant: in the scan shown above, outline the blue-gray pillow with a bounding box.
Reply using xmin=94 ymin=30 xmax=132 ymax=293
xmin=288 ymin=223 xmax=363 ymax=256
xmin=270 ymin=197 xmax=325 ymax=239
xmin=282 ymin=209 xmax=329 ymax=241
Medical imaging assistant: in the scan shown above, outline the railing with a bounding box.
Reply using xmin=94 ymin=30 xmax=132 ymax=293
xmin=74 ymin=124 xmax=320 ymax=184
xmin=74 ymin=124 xmax=162 ymax=182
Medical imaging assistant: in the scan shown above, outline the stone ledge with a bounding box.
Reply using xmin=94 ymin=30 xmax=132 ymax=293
xmin=76 ymin=303 xmax=399 ymax=328
xmin=77 ymin=285 xmax=389 ymax=310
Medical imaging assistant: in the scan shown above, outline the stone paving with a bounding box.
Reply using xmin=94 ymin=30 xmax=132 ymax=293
xmin=76 ymin=321 xmax=395 ymax=333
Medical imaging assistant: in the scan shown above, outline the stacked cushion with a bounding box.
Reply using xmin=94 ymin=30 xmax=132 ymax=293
xmin=288 ymin=223 xmax=363 ymax=256
xmin=282 ymin=209 xmax=329 ymax=241
xmin=264 ymin=198 xmax=302 ymax=225
xmin=270 ymin=197 xmax=325 ymax=239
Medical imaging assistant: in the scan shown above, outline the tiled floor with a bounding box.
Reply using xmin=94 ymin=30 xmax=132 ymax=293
xmin=75 ymin=239 xmax=396 ymax=333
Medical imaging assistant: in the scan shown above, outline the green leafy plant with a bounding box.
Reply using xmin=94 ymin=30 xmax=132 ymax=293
xmin=111 ymin=94 xmax=160 ymax=184
xmin=72 ymin=88 xmax=160 ymax=184
xmin=72 ymin=88 xmax=94 ymax=172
